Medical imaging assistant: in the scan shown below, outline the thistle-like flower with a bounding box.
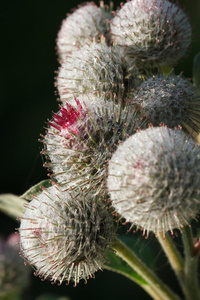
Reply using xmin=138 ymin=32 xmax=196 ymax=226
xmin=57 ymin=2 xmax=112 ymax=62
xmin=56 ymin=41 xmax=139 ymax=105
xmin=0 ymin=233 xmax=30 ymax=297
xmin=132 ymin=74 xmax=200 ymax=134
xmin=110 ymin=0 xmax=192 ymax=66
xmin=19 ymin=185 xmax=116 ymax=286
xmin=42 ymin=94 xmax=143 ymax=193
xmin=107 ymin=126 xmax=200 ymax=236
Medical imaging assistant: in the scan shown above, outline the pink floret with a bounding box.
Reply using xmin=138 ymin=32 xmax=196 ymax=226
xmin=48 ymin=98 xmax=86 ymax=138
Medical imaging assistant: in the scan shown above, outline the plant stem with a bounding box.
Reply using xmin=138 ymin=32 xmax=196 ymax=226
xmin=157 ymin=233 xmax=185 ymax=285
xmin=112 ymin=238 xmax=181 ymax=300
xmin=182 ymin=226 xmax=200 ymax=300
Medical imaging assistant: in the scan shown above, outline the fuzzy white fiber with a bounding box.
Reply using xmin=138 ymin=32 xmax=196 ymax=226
xmin=133 ymin=74 xmax=200 ymax=133
xmin=19 ymin=185 xmax=115 ymax=285
xmin=111 ymin=0 xmax=192 ymax=65
xmin=57 ymin=3 xmax=112 ymax=62
xmin=43 ymin=94 xmax=141 ymax=193
xmin=108 ymin=126 xmax=200 ymax=235
xmin=57 ymin=42 xmax=139 ymax=104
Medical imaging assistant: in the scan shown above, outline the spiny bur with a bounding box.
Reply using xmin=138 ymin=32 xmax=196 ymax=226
xmin=56 ymin=41 xmax=139 ymax=105
xmin=107 ymin=126 xmax=200 ymax=236
xmin=19 ymin=185 xmax=116 ymax=286
xmin=42 ymin=94 xmax=144 ymax=193
xmin=57 ymin=2 xmax=113 ymax=62
xmin=132 ymin=74 xmax=200 ymax=134
xmin=110 ymin=0 xmax=192 ymax=66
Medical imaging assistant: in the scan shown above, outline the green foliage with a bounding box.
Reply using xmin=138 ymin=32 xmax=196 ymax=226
xmin=0 ymin=194 xmax=27 ymax=219
xmin=105 ymin=249 xmax=146 ymax=284
xmin=105 ymin=235 xmax=155 ymax=285
xmin=20 ymin=179 xmax=52 ymax=201
xmin=0 ymin=180 xmax=52 ymax=219
xmin=0 ymin=292 xmax=21 ymax=300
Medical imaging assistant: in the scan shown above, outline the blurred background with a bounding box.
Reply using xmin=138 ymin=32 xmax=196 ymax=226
xmin=0 ymin=0 xmax=200 ymax=299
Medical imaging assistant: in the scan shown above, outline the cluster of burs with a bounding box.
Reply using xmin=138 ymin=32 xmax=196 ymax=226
xmin=19 ymin=0 xmax=200 ymax=287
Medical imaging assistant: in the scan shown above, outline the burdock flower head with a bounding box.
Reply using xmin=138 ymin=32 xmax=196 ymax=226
xmin=132 ymin=74 xmax=200 ymax=134
xmin=19 ymin=184 xmax=116 ymax=286
xmin=42 ymin=94 xmax=143 ymax=193
xmin=47 ymin=97 xmax=88 ymax=144
xmin=110 ymin=0 xmax=192 ymax=66
xmin=56 ymin=40 xmax=139 ymax=105
xmin=107 ymin=126 xmax=200 ymax=236
xmin=57 ymin=2 xmax=112 ymax=62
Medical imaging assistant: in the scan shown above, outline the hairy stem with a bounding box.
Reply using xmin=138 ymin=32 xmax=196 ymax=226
xmin=157 ymin=233 xmax=185 ymax=283
xmin=113 ymin=238 xmax=181 ymax=300
xmin=182 ymin=226 xmax=200 ymax=300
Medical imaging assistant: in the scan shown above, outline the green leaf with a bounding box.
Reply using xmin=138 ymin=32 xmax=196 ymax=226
xmin=0 ymin=180 xmax=53 ymax=219
xmin=0 ymin=193 xmax=28 ymax=219
xmin=0 ymin=292 xmax=21 ymax=300
xmin=105 ymin=248 xmax=146 ymax=284
xmin=193 ymin=52 xmax=200 ymax=87
xmin=20 ymin=179 xmax=52 ymax=201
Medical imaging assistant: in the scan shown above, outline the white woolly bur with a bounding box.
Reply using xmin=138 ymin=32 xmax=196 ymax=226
xmin=107 ymin=127 xmax=200 ymax=236
xmin=42 ymin=94 xmax=142 ymax=193
xmin=56 ymin=42 xmax=139 ymax=104
xmin=111 ymin=0 xmax=192 ymax=65
xmin=133 ymin=74 xmax=200 ymax=133
xmin=57 ymin=2 xmax=112 ymax=62
xmin=19 ymin=185 xmax=116 ymax=286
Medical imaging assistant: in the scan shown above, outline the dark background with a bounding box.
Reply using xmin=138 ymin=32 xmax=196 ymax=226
xmin=0 ymin=0 xmax=200 ymax=299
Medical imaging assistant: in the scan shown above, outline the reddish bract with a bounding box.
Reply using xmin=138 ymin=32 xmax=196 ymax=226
xmin=48 ymin=98 xmax=86 ymax=138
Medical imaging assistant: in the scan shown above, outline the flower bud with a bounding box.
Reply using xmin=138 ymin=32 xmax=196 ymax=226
xmin=42 ymin=94 xmax=142 ymax=193
xmin=57 ymin=2 xmax=112 ymax=62
xmin=19 ymin=185 xmax=116 ymax=286
xmin=107 ymin=126 xmax=200 ymax=236
xmin=56 ymin=42 xmax=139 ymax=104
xmin=110 ymin=0 xmax=192 ymax=66
xmin=132 ymin=74 xmax=200 ymax=134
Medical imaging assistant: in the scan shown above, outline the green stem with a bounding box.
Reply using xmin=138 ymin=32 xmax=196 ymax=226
xmin=182 ymin=226 xmax=200 ymax=300
xmin=113 ymin=238 xmax=181 ymax=300
xmin=157 ymin=233 xmax=185 ymax=284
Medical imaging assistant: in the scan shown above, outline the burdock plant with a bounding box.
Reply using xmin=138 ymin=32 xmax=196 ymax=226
xmin=1 ymin=1 xmax=200 ymax=300
xmin=19 ymin=185 xmax=116 ymax=286
xmin=110 ymin=0 xmax=192 ymax=66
